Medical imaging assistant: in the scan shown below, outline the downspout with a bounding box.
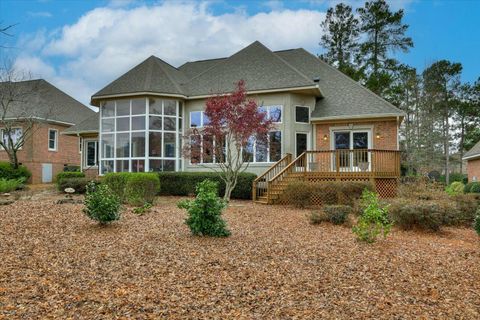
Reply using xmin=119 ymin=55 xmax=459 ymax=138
xmin=77 ymin=133 xmax=83 ymax=173
xmin=396 ymin=116 xmax=400 ymax=150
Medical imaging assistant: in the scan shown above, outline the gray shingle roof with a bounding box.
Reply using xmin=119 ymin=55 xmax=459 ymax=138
xmin=275 ymin=48 xmax=404 ymax=119
xmin=463 ymin=140 xmax=480 ymax=160
xmin=178 ymin=58 xmax=226 ymax=79
xmin=62 ymin=112 xmax=99 ymax=135
xmin=0 ymin=79 xmax=95 ymax=125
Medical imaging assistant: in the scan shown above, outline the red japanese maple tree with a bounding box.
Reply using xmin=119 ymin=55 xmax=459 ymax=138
xmin=185 ymin=80 xmax=273 ymax=201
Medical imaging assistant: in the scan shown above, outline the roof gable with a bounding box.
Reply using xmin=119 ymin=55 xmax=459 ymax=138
xmin=463 ymin=140 xmax=480 ymax=160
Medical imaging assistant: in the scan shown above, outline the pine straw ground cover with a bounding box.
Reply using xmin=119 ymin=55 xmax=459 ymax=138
xmin=1 ymin=195 xmax=479 ymax=319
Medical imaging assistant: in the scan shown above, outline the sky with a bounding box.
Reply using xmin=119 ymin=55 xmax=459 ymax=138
xmin=1 ymin=0 xmax=479 ymax=107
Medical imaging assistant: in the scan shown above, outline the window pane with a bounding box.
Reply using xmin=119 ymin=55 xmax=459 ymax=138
xmin=190 ymin=111 xmax=201 ymax=127
xmin=190 ymin=135 xmax=201 ymax=164
xmin=270 ymin=131 xmax=282 ymax=161
xmin=149 ymin=116 xmax=162 ymax=130
xmin=116 ymin=100 xmax=130 ymax=116
xmin=149 ymin=132 xmax=162 ymax=157
xmin=164 ymin=133 xmax=175 ymax=158
xmin=116 ymin=117 xmax=129 ymax=131
xmin=131 ymin=132 xmax=145 ymax=157
xmin=295 ymin=133 xmax=307 ymax=157
xmin=101 ymin=160 xmax=114 ymax=174
xmin=116 ymin=160 xmax=129 ymax=172
xmin=101 ymin=134 xmax=114 ymax=158
xmin=49 ymin=130 xmax=56 ymax=149
xmin=86 ymin=141 xmax=96 ymax=166
xmin=269 ymin=106 xmax=282 ymax=123
xmin=149 ymin=98 xmax=162 ymax=115
xmin=178 ymin=101 xmax=183 ymax=117
xmin=164 ymin=117 xmax=176 ymax=131
xmin=116 ymin=133 xmax=130 ymax=158
xmin=243 ymin=136 xmax=254 ymax=162
xmin=203 ymin=135 xmax=214 ymax=163
xmin=163 ymin=160 xmax=175 ymax=171
xmin=295 ymin=106 xmax=309 ymax=123
xmin=131 ymin=98 xmax=146 ymax=115
xmin=203 ymin=113 xmax=210 ymax=126
xmin=102 ymin=101 xmax=115 ymax=117
xmin=164 ymin=100 xmax=176 ymax=115
xmin=353 ymin=132 xmax=368 ymax=149
xmin=334 ymin=132 xmax=350 ymax=149
xmin=101 ymin=118 xmax=114 ymax=132
xmin=132 ymin=116 xmax=145 ymax=130
xmin=149 ymin=160 xmax=162 ymax=172
xmin=255 ymin=137 xmax=268 ymax=162
xmin=132 ymin=159 xmax=145 ymax=172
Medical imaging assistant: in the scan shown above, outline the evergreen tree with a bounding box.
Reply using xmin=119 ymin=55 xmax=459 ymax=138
xmin=320 ymin=3 xmax=360 ymax=79
xmin=357 ymin=0 xmax=413 ymax=95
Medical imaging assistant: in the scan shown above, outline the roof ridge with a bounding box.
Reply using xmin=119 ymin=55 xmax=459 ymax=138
xmin=180 ymin=57 xmax=227 ymax=67
xmin=297 ymin=48 xmax=404 ymax=114
xmin=152 ymin=57 xmax=184 ymax=93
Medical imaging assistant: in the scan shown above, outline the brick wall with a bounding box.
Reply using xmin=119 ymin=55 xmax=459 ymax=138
xmin=0 ymin=122 xmax=81 ymax=184
xmin=467 ymin=158 xmax=480 ymax=182
xmin=315 ymin=119 xmax=399 ymax=150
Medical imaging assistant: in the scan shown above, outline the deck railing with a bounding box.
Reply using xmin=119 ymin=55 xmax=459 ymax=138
xmin=252 ymin=153 xmax=292 ymax=201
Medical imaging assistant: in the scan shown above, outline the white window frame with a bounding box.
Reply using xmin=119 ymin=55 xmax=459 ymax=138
xmin=295 ymin=131 xmax=310 ymax=157
xmin=188 ymin=134 xmax=226 ymax=165
xmin=243 ymin=130 xmax=282 ymax=164
xmin=295 ymin=106 xmax=310 ymax=124
xmin=84 ymin=139 xmax=98 ymax=168
xmin=259 ymin=105 xmax=283 ymax=124
xmin=330 ymin=126 xmax=373 ymax=172
xmin=1 ymin=127 xmax=24 ymax=151
xmin=48 ymin=128 xmax=58 ymax=151
xmin=189 ymin=111 xmax=206 ymax=128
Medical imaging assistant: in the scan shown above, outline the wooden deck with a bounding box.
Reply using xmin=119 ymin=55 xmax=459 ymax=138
xmin=253 ymin=150 xmax=401 ymax=204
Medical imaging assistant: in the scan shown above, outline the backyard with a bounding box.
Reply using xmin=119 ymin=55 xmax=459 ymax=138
xmin=1 ymin=189 xmax=479 ymax=319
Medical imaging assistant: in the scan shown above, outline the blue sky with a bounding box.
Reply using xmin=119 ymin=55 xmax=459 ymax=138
xmin=1 ymin=0 xmax=479 ymax=105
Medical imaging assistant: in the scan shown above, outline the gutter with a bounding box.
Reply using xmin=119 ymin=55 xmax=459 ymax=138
xmin=311 ymin=112 xmax=406 ymax=122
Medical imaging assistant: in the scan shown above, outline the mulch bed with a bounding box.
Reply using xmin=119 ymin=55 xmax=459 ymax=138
xmin=1 ymin=195 xmax=479 ymax=319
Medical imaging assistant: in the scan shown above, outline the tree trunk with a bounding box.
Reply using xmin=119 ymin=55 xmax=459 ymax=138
xmin=7 ymin=149 xmax=19 ymax=169
xmin=444 ymin=107 xmax=450 ymax=185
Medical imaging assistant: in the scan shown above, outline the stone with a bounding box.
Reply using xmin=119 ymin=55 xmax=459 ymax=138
xmin=64 ymin=188 xmax=76 ymax=194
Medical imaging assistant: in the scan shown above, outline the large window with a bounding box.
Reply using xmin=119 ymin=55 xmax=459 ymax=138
xmin=259 ymin=105 xmax=282 ymax=123
xmin=1 ymin=127 xmax=23 ymax=149
xmin=84 ymin=140 xmax=98 ymax=167
xmin=48 ymin=129 xmax=58 ymax=151
xmin=189 ymin=135 xmax=226 ymax=164
xmin=295 ymin=106 xmax=309 ymax=123
xmin=189 ymin=111 xmax=210 ymax=128
xmin=243 ymin=131 xmax=282 ymax=163
xmin=99 ymin=98 xmax=183 ymax=174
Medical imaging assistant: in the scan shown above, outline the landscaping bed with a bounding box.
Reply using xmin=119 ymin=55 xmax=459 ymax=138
xmin=0 ymin=195 xmax=479 ymax=318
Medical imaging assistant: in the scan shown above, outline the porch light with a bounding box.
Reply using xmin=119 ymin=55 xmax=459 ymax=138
xmin=323 ymin=134 xmax=328 ymax=141
xmin=376 ymin=132 xmax=382 ymax=139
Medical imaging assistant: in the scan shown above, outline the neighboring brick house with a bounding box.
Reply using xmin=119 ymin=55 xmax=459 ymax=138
xmin=463 ymin=141 xmax=480 ymax=182
xmin=0 ymin=79 xmax=95 ymax=183
xmin=63 ymin=41 xmax=404 ymax=200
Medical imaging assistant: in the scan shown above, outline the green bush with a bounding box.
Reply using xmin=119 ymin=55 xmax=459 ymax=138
xmin=282 ymin=181 xmax=374 ymax=208
xmin=474 ymin=208 xmax=480 ymax=236
xmin=0 ymin=161 xmax=31 ymax=181
xmin=63 ymin=165 xmax=80 ymax=172
xmin=103 ymin=172 xmax=132 ymax=202
xmin=389 ymin=200 xmax=443 ymax=231
xmin=307 ymin=211 xmax=328 ymax=224
xmin=158 ymin=172 xmax=256 ymax=199
xmin=0 ymin=178 xmax=24 ymax=193
xmin=464 ymin=182 xmax=476 ymax=193
xmin=83 ymin=182 xmax=121 ymax=225
xmin=352 ymin=190 xmax=392 ymax=243
xmin=470 ymin=183 xmax=480 ymax=194
xmin=439 ymin=173 xmax=466 ymax=184
xmin=323 ymin=205 xmax=352 ymax=225
xmin=124 ymin=173 xmax=160 ymax=206
xmin=55 ymin=171 xmax=85 ymax=188
xmin=449 ymin=195 xmax=479 ymax=225
xmin=178 ymin=179 xmax=230 ymax=237
xmin=57 ymin=177 xmax=91 ymax=194
xmin=445 ymin=181 xmax=464 ymax=196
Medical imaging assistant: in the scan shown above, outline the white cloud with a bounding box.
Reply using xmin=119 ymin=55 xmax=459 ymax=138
xmin=14 ymin=2 xmax=325 ymax=106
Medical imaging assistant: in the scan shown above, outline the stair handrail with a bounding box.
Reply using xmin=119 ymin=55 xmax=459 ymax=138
xmin=252 ymin=153 xmax=292 ymax=201
xmin=268 ymin=151 xmax=306 ymax=183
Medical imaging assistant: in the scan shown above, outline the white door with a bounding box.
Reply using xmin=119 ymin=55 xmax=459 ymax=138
xmin=42 ymin=163 xmax=53 ymax=183
xmin=332 ymin=130 xmax=371 ymax=172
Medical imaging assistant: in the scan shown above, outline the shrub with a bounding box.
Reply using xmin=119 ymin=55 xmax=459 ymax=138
xmin=439 ymin=173 xmax=466 ymax=184
xmin=449 ymin=194 xmax=479 ymax=225
xmin=177 ymin=179 xmax=230 ymax=237
xmin=323 ymin=205 xmax=352 ymax=225
xmin=307 ymin=211 xmax=328 ymax=224
xmin=0 ymin=161 xmax=31 ymax=181
xmin=63 ymin=165 xmax=80 ymax=172
xmin=470 ymin=183 xmax=480 ymax=194
xmin=445 ymin=181 xmax=464 ymax=196
xmin=282 ymin=181 xmax=374 ymax=208
xmin=56 ymin=172 xmax=85 ymax=189
xmin=57 ymin=177 xmax=90 ymax=194
xmin=158 ymin=172 xmax=256 ymax=199
xmin=474 ymin=208 xmax=480 ymax=236
xmin=103 ymin=172 xmax=131 ymax=202
xmin=464 ymin=182 xmax=476 ymax=193
xmin=352 ymin=190 xmax=392 ymax=243
xmin=389 ymin=200 xmax=443 ymax=231
xmin=83 ymin=182 xmax=121 ymax=225
xmin=0 ymin=178 xmax=24 ymax=193
xmin=124 ymin=173 xmax=160 ymax=206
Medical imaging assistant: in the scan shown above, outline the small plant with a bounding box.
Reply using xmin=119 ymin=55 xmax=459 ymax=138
xmin=0 ymin=161 xmax=31 ymax=181
xmin=445 ymin=181 xmax=464 ymax=196
xmin=474 ymin=207 xmax=480 ymax=236
xmin=470 ymin=183 xmax=480 ymax=194
xmin=307 ymin=210 xmax=328 ymax=224
xmin=0 ymin=178 xmax=25 ymax=193
xmin=83 ymin=182 xmax=121 ymax=225
xmin=133 ymin=202 xmax=153 ymax=215
xmin=124 ymin=173 xmax=160 ymax=206
xmin=178 ymin=179 xmax=230 ymax=237
xmin=323 ymin=205 xmax=352 ymax=225
xmin=352 ymin=190 xmax=392 ymax=243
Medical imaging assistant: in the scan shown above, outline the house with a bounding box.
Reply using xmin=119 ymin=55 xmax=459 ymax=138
xmin=63 ymin=41 xmax=404 ymax=202
xmin=463 ymin=141 xmax=480 ymax=182
xmin=0 ymin=79 xmax=95 ymax=183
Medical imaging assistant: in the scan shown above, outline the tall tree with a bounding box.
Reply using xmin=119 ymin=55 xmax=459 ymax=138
xmin=357 ymin=0 xmax=413 ymax=95
xmin=320 ymin=3 xmax=360 ymax=79
xmin=422 ymin=60 xmax=462 ymax=184
xmin=183 ymin=81 xmax=273 ymax=201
